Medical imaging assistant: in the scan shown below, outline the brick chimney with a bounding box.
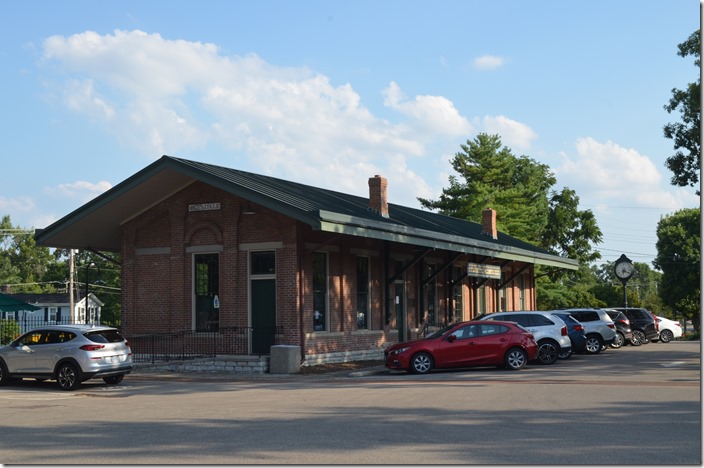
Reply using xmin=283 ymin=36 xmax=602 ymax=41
xmin=482 ymin=208 xmax=497 ymax=239
xmin=368 ymin=175 xmax=389 ymax=218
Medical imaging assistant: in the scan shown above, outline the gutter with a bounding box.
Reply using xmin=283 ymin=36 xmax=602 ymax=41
xmin=318 ymin=210 xmax=579 ymax=270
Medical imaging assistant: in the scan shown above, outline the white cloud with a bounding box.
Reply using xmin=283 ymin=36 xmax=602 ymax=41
xmin=382 ymin=81 xmax=473 ymax=137
xmin=38 ymin=30 xmax=478 ymax=208
xmin=473 ymin=55 xmax=506 ymax=70
xmin=481 ymin=115 xmax=537 ymax=151
xmin=556 ymin=137 xmax=684 ymax=210
xmin=63 ymin=79 xmax=115 ymax=120
xmin=0 ymin=196 xmax=36 ymax=214
xmin=46 ymin=180 xmax=113 ymax=200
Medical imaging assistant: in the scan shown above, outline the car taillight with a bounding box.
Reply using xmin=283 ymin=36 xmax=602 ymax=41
xmin=620 ymin=319 xmax=630 ymax=325
xmin=125 ymin=340 xmax=131 ymax=348
xmin=573 ymin=325 xmax=584 ymax=332
xmin=79 ymin=344 xmax=105 ymax=351
xmin=561 ymin=326 xmax=568 ymax=336
xmin=607 ymin=323 xmax=615 ymax=329
xmin=650 ymin=312 xmax=659 ymax=330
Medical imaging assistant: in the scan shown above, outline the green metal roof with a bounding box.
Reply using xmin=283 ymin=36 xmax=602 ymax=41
xmin=35 ymin=155 xmax=579 ymax=270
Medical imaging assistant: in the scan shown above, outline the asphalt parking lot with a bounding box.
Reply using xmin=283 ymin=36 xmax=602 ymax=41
xmin=0 ymin=340 xmax=700 ymax=464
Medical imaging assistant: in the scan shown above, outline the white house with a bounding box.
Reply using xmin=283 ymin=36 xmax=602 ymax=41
xmin=1 ymin=292 xmax=103 ymax=333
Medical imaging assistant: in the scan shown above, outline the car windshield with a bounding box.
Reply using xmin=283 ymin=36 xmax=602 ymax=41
xmin=425 ymin=323 xmax=458 ymax=339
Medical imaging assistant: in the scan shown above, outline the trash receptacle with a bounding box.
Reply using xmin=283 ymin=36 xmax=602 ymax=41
xmin=270 ymin=345 xmax=301 ymax=374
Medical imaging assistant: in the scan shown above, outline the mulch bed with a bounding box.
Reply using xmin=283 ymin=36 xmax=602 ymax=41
xmin=297 ymin=360 xmax=384 ymax=375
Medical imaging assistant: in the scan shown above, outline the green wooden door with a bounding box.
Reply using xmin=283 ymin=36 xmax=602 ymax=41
xmin=251 ymin=278 xmax=276 ymax=354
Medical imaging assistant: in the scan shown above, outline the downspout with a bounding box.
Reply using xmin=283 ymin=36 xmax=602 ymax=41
xmin=298 ymin=234 xmax=306 ymax=364
xmin=384 ymin=241 xmax=390 ymax=324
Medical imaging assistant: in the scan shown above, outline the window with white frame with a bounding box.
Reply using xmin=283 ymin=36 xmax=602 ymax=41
xmin=356 ymin=256 xmax=370 ymax=329
xmin=518 ymin=274 xmax=526 ymax=310
xmin=478 ymin=286 xmax=487 ymax=315
xmin=452 ymin=266 xmax=464 ymax=323
xmin=312 ymin=252 xmax=328 ymax=331
xmin=424 ymin=263 xmax=437 ymax=325
xmin=49 ymin=307 xmax=58 ymax=323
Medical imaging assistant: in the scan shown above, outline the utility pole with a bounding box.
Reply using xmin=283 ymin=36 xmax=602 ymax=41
xmin=69 ymin=249 xmax=75 ymax=321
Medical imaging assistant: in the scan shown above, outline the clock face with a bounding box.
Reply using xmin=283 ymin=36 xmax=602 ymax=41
xmin=615 ymin=261 xmax=634 ymax=279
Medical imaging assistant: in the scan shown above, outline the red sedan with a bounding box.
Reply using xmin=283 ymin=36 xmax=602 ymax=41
xmin=385 ymin=320 xmax=538 ymax=374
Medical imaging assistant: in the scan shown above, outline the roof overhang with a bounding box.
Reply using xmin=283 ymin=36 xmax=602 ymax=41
xmin=35 ymin=166 xmax=196 ymax=251
xmin=318 ymin=210 xmax=579 ymax=270
xmin=35 ymin=156 xmax=579 ymax=271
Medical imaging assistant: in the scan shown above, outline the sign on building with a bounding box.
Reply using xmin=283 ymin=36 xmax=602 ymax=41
xmin=467 ymin=262 xmax=501 ymax=279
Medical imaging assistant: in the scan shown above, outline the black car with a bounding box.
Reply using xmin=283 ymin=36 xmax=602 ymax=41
xmin=550 ymin=312 xmax=587 ymax=357
xmin=604 ymin=309 xmax=634 ymax=348
xmin=608 ymin=307 xmax=659 ymax=345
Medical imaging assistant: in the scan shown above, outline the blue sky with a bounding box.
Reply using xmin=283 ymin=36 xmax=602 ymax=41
xmin=1 ymin=0 xmax=699 ymax=270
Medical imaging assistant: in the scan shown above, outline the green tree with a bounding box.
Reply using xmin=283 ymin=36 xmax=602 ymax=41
xmin=0 ymin=215 xmax=62 ymax=293
xmin=653 ymin=208 xmax=700 ymax=329
xmin=536 ymin=264 xmax=606 ymax=310
xmin=543 ymin=188 xmax=602 ymax=263
xmin=0 ymin=319 xmax=20 ymax=344
xmin=663 ymin=29 xmax=701 ymax=192
xmin=0 ymin=215 xmax=22 ymax=287
xmin=419 ymin=133 xmax=602 ymax=265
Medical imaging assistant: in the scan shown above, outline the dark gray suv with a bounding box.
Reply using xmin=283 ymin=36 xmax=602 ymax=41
xmin=608 ymin=308 xmax=659 ymax=345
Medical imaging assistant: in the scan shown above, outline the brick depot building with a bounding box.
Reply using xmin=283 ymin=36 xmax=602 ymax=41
xmin=35 ymin=156 xmax=578 ymax=365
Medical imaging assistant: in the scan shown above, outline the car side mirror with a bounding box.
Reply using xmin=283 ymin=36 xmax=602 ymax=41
xmin=447 ymin=334 xmax=456 ymax=342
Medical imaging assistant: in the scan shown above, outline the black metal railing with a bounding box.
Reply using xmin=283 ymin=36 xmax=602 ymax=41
xmin=0 ymin=319 xmax=284 ymax=362
xmin=126 ymin=326 xmax=284 ymax=363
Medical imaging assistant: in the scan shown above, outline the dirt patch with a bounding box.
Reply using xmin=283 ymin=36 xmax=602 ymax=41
xmin=297 ymin=360 xmax=384 ymax=375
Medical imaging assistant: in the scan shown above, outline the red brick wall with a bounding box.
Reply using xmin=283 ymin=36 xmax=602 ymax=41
xmin=120 ymin=181 xmax=538 ymax=361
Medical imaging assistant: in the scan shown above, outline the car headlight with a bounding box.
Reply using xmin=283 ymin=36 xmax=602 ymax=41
xmin=389 ymin=346 xmax=411 ymax=355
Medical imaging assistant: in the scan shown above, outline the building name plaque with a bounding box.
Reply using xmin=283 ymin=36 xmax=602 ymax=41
xmin=466 ymin=262 xmax=502 ymax=279
xmin=188 ymin=202 xmax=221 ymax=212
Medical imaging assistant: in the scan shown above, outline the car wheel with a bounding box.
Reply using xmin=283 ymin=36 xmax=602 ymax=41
xmin=0 ymin=360 xmax=9 ymax=386
xmin=56 ymin=363 xmax=81 ymax=391
xmin=537 ymin=340 xmax=558 ymax=365
xmin=504 ymin=348 xmax=528 ymax=370
xmin=585 ymin=335 xmax=603 ymax=354
xmin=103 ymin=375 xmax=124 ymax=385
xmin=659 ymin=329 xmax=674 ymax=343
xmin=631 ymin=330 xmax=646 ymax=346
xmin=410 ymin=352 xmax=433 ymax=374
xmin=610 ymin=332 xmax=624 ymax=349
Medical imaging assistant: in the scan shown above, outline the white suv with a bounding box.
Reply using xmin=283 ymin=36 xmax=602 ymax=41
xmin=479 ymin=311 xmax=571 ymax=365
xmin=556 ymin=309 xmax=616 ymax=354
xmin=0 ymin=324 xmax=133 ymax=391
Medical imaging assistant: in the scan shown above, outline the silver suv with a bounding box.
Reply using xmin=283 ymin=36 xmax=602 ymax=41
xmin=479 ymin=311 xmax=571 ymax=365
xmin=0 ymin=324 xmax=133 ymax=391
xmin=554 ymin=309 xmax=616 ymax=354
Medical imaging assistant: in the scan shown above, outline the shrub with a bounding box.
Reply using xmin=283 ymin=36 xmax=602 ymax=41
xmin=0 ymin=320 xmax=20 ymax=345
